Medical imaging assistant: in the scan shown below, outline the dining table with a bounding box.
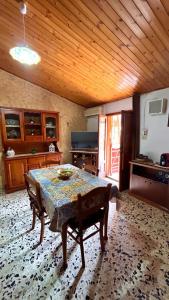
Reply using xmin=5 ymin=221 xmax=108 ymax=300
xmin=29 ymin=164 xmax=118 ymax=237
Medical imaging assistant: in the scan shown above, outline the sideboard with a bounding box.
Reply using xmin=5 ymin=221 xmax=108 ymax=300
xmin=4 ymin=152 xmax=62 ymax=193
xmin=129 ymin=161 xmax=169 ymax=210
xmin=0 ymin=107 xmax=62 ymax=193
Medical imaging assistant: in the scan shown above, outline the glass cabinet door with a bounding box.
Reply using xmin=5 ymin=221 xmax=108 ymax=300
xmin=1 ymin=110 xmax=24 ymax=142
xmin=43 ymin=113 xmax=59 ymax=141
xmin=24 ymin=111 xmax=42 ymax=141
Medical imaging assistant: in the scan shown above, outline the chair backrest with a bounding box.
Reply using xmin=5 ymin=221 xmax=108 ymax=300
xmin=24 ymin=173 xmax=43 ymax=213
xmin=76 ymin=183 xmax=112 ymax=223
xmin=84 ymin=164 xmax=99 ymax=176
xmin=41 ymin=160 xmax=60 ymax=168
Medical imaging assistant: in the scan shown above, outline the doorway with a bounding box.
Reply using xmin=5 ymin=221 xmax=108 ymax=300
xmin=98 ymin=111 xmax=133 ymax=191
xmin=106 ymin=113 xmax=121 ymax=182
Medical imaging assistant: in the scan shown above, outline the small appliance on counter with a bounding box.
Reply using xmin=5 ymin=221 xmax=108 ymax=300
xmin=160 ymin=153 xmax=169 ymax=167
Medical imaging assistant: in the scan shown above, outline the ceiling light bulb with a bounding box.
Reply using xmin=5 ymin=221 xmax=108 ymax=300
xmin=9 ymin=46 xmax=41 ymax=65
xmin=20 ymin=2 xmax=27 ymax=15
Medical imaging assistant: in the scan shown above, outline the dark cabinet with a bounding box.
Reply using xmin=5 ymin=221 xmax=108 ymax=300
xmin=129 ymin=162 xmax=169 ymax=210
xmin=70 ymin=150 xmax=98 ymax=169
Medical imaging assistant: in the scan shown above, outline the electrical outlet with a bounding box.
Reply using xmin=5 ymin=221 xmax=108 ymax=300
xmin=142 ymin=128 xmax=148 ymax=139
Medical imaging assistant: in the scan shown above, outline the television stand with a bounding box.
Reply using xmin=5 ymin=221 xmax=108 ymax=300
xmin=70 ymin=149 xmax=98 ymax=169
xmin=129 ymin=161 xmax=169 ymax=211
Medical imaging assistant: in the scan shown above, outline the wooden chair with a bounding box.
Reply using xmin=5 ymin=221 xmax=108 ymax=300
xmin=41 ymin=160 xmax=60 ymax=168
xmin=24 ymin=173 xmax=50 ymax=245
xmin=84 ymin=163 xmax=99 ymax=176
xmin=61 ymin=183 xmax=112 ymax=268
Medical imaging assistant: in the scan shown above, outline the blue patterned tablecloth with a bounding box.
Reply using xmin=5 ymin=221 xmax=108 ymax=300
xmin=29 ymin=164 xmax=118 ymax=231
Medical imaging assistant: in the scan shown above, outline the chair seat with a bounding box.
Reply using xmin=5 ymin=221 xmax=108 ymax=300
xmin=68 ymin=209 xmax=104 ymax=231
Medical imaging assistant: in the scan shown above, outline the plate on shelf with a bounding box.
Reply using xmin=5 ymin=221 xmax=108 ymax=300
xmin=6 ymin=119 xmax=19 ymax=125
xmin=7 ymin=129 xmax=18 ymax=138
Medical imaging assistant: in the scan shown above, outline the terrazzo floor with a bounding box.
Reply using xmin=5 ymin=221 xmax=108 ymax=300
xmin=0 ymin=190 xmax=169 ymax=300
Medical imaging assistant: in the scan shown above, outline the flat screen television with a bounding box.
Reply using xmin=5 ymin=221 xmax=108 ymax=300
xmin=71 ymin=131 xmax=98 ymax=150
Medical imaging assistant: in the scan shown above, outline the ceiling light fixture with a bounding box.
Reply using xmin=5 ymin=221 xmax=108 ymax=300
xmin=9 ymin=1 xmax=41 ymax=65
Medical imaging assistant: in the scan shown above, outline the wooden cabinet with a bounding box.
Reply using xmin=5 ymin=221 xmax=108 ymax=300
xmin=1 ymin=109 xmax=24 ymax=142
xmin=46 ymin=152 xmax=61 ymax=162
xmin=24 ymin=111 xmax=43 ymax=142
xmin=4 ymin=152 xmax=62 ymax=193
xmin=70 ymin=150 xmax=98 ymax=169
xmin=43 ymin=112 xmax=59 ymax=142
xmin=5 ymin=158 xmax=27 ymax=191
xmin=0 ymin=107 xmax=61 ymax=193
xmin=0 ymin=108 xmax=59 ymax=143
xmin=129 ymin=161 xmax=169 ymax=210
xmin=27 ymin=156 xmax=46 ymax=170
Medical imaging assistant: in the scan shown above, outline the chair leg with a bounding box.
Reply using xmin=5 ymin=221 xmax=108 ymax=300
xmin=31 ymin=207 xmax=36 ymax=230
xmin=40 ymin=215 xmax=45 ymax=244
xmin=100 ymin=220 xmax=105 ymax=251
xmin=104 ymin=203 xmax=109 ymax=240
xmin=116 ymin=197 xmax=120 ymax=211
xmin=61 ymin=223 xmax=68 ymax=269
xmin=79 ymin=232 xmax=85 ymax=268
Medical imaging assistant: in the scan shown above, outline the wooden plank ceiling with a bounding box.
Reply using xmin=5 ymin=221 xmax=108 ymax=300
xmin=1 ymin=0 xmax=169 ymax=107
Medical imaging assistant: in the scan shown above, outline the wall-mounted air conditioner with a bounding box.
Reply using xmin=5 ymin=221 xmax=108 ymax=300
xmin=84 ymin=106 xmax=103 ymax=117
xmin=149 ymin=98 xmax=167 ymax=115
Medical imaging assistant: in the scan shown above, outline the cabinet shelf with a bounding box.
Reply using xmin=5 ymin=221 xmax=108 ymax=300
xmin=5 ymin=125 xmax=20 ymax=128
xmin=46 ymin=125 xmax=56 ymax=128
xmin=24 ymin=123 xmax=41 ymax=126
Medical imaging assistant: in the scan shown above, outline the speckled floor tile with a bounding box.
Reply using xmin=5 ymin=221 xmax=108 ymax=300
xmin=0 ymin=190 xmax=169 ymax=300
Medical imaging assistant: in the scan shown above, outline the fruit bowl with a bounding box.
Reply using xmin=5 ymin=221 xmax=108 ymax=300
xmin=57 ymin=169 xmax=73 ymax=180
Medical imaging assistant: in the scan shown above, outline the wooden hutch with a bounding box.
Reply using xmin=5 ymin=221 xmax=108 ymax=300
xmin=0 ymin=108 xmax=62 ymax=193
xmin=129 ymin=161 xmax=169 ymax=211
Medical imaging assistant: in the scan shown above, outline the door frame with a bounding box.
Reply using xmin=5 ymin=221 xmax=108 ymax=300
xmin=119 ymin=110 xmax=133 ymax=191
xmin=105 ymin=112 xmax=121 ymax=179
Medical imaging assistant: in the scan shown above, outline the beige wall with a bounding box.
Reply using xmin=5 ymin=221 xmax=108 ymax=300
xmin=0 ymin=69 xmax=86 ymax=190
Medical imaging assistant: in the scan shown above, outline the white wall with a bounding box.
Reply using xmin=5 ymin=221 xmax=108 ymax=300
xmin=85 ymin=97 xmax=132 ymax=131
xmin=140 ymin=88 xmax=169 ymax=163
xmin=86 ymin=116 xmax=98 ymax=131
xmin=103 ymin=97 xmax=132 ymax=114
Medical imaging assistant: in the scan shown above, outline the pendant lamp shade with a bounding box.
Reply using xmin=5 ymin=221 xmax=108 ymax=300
xmin=9 ymin=2 xmax=41 ymax=66
xmin=9 ymin=46 xmax=41 ymax=65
